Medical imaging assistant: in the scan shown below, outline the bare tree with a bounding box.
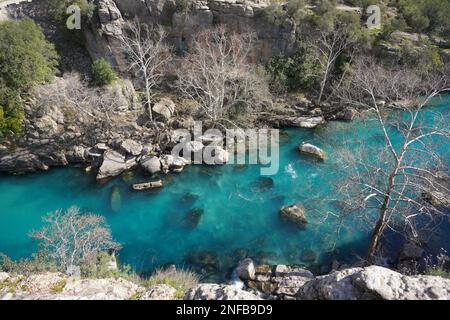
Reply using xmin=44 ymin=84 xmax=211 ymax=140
xmin=308 ymin=15 xmax=361 ymax=105
xmin=176 ymin=27 xmax=272 ymax=129
xmin=118 ymin=20 xmax=171 ymax=123
xmin=31 ymin=207 xmax=121 ymax=274
xmin=336 ymin=57 xmax=450 ymax=265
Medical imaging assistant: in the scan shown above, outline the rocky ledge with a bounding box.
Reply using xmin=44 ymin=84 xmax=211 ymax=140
xmin=2 ymin=264 xmax=449 ymax=300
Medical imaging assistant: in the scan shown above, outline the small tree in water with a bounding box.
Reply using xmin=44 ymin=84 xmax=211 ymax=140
xmin=31 ymin=207 xmax=121 ymax=275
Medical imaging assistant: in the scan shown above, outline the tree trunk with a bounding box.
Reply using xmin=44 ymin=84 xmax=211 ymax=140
xmin=366 ymin=208 xmax=387 ymax=265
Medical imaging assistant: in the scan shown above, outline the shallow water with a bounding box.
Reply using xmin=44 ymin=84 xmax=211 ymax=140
xmin=0 ymin=97 xmax=448 ymax=280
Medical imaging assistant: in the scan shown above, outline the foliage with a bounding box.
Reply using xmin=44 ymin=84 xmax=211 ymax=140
xmin=175 ymin=0 xmax=192 ymax=14
xmin=425 ymin=251 xmax=450 ymax=279
xmin=0 ymin=18 xmax=59 ymax=90
xmin=146 ymin=267 xmax=200 ymax=299
xmin=0 ymin=18 xmax=58 ymax=139
xmin=266 ymin=47 xmax=320 ymax=92
xmin=91 ymin=58 xmax=117 ymax=86
xmin=396 ymin=0 xmax=450 ymax=38
xmin=80 ymin=252 xmax=133 ymax=279
xmin=0 ymin=251 xmax=58 ymax=275
xmin=400 ymin=42 xmax=444 ymax=74
xmin=47 ymin=0 xmax=96 ymax=24
xmin=0 ymin=88 xmax=23 ymax=139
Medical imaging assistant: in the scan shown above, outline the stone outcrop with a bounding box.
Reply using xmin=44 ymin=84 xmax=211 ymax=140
xmin=186 ymin=284 xmax=262 ymax=300
xmin=90 ymin=0 xmax=297 ymax=69
xmin=96 ymin=150 xmax=129 ymax=180
xmin=246 ymin=264 xmax=314 ymax=299
xmin=297 ymin=266 xmax=450 ymax=300
xmin=2 ymin=265 xmax=450 ymax=300
xmin=153 ymin=97 xmax=176 ymax=121
xmin=236 ymin=258 xmax=256 ymax=281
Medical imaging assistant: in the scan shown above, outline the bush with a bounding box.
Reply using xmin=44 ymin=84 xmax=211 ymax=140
xmin=0 ymin=18 xmax=59 ymax=90
xmin=48 ymin=0 xmax=96 ymax=23
xmin=266 ymin=47 xmax=319 ymax=93
xmin=146 ymin=267 xmax=200 ymax=299
xmin=91 ymin=59 xmax=117 ymax=86
xmin=0 ymin=88 xmax=23 ymax=138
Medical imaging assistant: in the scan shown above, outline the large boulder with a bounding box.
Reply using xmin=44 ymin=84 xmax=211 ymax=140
xmin=141 ymin=156 xmax=162 ymax=175
xmin=153 ymin=98 xmax=176 ymax=121
xmin=186 ymin=284 xmax=261 ymax=300
xmin=272 ymin=265 xmax=314 ymax=297
xmin=278 ymin=116 xmax=325 ymax=128
xmin=96 ymin=150 xmax=128 ymax=180
xmin=203 ymin=145 xmax=229 ymax=165
xmin=119 ymin=139 xmax=142 ymax=156
xmin=299 ymin=143 xmax=326 ymax=160
xmin=297 ymin=266 xmax=450 ymax=300
xmin=236 ymin=258 xmax=256 ymax=281
xmin=160 ymin=154 xmax=190 ymax=173
xmin=280 ymin=203 xmax=308 ymax=228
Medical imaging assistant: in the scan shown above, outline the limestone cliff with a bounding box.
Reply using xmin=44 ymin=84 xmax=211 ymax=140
xmin=2 ymin=265 xmax=449 ymax=300
xmin=87 ymin=0 xmax=297 ymax=70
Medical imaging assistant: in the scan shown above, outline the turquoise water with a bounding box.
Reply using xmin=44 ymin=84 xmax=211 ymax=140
xmin=0 ymin=98 xmax=448 ymax=279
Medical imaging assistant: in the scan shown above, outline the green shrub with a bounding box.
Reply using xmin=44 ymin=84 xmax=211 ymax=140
xmin=91 ymin=58 xmax=117 ymax=86
xmin=0 ymin=88 xmax=24 ymax=138
xmin=0 ymin=18 xmax=59 ymax=90
xmin=175 ymin=0 xmax=192 ymax=14
xmin=146 ymin=267 xmax=200 ymax=299
xmin=266 ymin=47 xmax=319 ymax=93
xmin=48 ymin=0 xmax=96 ymax=23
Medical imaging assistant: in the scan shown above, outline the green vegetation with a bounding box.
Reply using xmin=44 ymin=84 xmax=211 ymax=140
xmin=48 ymin=0 xmax=96 ymax=23
xmin=266 ymin=47 xmax=319 ymax=92
xmin=395 ymin=0 xmax=450 ymax=39
xmin=426 ymin=253 xmax=450 ymax=279
xmin=175 ymin=0 xmax=192 ymax=14
xmin=0 ymin=18 xmax=58 ymax=139
xmin=0 ymin=19 xmax=58 ymax=90
xmin=146 ymin=267 xmax=200 ymax=299
xmin=91 ymin=58 xmax=117 ymax=86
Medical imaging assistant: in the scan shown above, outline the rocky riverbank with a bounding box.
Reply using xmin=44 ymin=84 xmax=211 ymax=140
xmin=1 ymin=263 xmax=449 ymax=300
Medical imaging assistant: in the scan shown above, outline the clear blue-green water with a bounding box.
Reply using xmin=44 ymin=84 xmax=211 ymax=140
xmin=0 ymin=97 xmax=449 ymax=279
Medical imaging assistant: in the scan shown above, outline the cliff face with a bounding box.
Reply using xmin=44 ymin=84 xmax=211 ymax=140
xmin=2 ymin=266 xmax=450 ymax=300
xmin=88 ymin=0 xmax=297 ymax=70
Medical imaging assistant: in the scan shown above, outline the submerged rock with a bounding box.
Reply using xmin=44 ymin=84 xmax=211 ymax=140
xmin=110 ymin=186 xmax=121 ymax=212
xmin=187 ymin=251 xmax=220 ymax=275
xmin=181 ymin=192 xmax=199 ymax=204
xmin=299 ymin=143 xmax=326 ymax=160
xmin=182 ymin=208 xmax=204 ymax=228
xmin=280 ymin=203 xmax=308 ymax=228
xmin=251 ymin=177 xmax=274 ymax=192
xmin=301 ymin=249 xmax=317 ymax=263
